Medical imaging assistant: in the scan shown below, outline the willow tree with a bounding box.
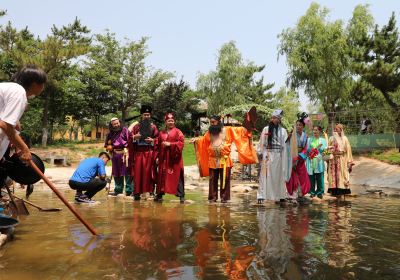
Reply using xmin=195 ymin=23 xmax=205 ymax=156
xmin=197 ymin=41 xmax=273 ymax=116
xmin=278 ymin=3 xmax=352 ymax=128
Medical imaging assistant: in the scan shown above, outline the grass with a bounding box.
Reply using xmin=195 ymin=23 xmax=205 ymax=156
xmin=366 ymin=149 xmax=400 ymax=165
xmin=183 ymin=139 xmax=197 ymax=166
xmin=35 ymin=139 xmax=198 ymax=166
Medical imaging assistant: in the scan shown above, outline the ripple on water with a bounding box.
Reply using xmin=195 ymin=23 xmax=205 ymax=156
xmin=0 ymin=190 xmax=400 ymax=279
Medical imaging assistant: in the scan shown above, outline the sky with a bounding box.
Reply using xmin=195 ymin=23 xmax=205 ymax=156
xmin=1 ymin=0 xmax=399 ymax=109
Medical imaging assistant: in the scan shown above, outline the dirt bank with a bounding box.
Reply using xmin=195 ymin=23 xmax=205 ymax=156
xmin=31 ymin=156 xmax=399 ymax=195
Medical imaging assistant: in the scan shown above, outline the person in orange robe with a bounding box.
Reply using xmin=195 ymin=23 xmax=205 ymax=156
xmin=190 ymin=115 xmax=258 ymax=203
xmin=155 ymin=112 xmax=185 ymax=202
xmin=128 ymin=105 xmax=159 ymax=201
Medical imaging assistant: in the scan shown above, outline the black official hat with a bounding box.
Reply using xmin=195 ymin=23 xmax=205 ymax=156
xmin=140 ymin=105 xmax=152 ymax=114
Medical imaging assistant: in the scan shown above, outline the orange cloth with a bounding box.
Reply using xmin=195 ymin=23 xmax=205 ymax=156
xmin=194 ymin=127 xmax=258 ymax=177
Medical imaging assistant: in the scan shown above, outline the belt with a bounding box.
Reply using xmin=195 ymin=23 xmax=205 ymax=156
xmin=220 ymin=155 xmax=228 ymax=189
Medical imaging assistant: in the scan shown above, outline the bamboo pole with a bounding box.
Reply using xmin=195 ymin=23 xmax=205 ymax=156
xmin=29 ymin=160 xmax=98 ymax=236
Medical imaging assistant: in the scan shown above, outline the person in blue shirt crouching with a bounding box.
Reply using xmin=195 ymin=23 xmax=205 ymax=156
xmin=69 ymin=152 xmax=110 ymax=203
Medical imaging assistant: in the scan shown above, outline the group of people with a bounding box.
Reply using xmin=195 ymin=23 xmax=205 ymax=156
xmin=68 ymin=106 xmax=355 ymax=205
xmin=0 ymin=66 xmax=355 ymax=206
xmin=257 ymin=109 xmax=354 ymax=204
xmin=69 ymin=106 xmax=186 ymax=203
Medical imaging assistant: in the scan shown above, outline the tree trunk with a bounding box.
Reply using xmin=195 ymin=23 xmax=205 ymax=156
xmin=41 ymin=92 xmax=49 ymax=147
xmin=121 ymin=107 xmax=128 ymax=127
xmin=95 ymin=116 xmax=100 ymax=140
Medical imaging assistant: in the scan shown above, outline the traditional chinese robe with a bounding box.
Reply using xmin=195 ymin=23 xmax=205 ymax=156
xmin=157 ymin=127 xmax=185 ymax=196
xmin=128 ymin=122 xmax=159 ymax=195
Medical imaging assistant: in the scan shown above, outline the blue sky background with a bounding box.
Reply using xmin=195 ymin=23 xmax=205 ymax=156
xmin=1 ymin=1 xmax=399 ymax=108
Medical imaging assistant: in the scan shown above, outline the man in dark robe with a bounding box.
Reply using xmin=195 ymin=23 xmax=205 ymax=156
xmin=128 ymin=105 xmax=159 ymax=200
xmin=155 ymin=113 xmax=185 ymax=202
xmin=105 ymin=117 xmax=133 ymax=196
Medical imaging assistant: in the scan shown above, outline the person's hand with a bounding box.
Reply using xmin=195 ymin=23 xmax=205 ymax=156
xmin=155 ymin=158 xmax=159 ymax=164
xmin=189 ymin=138 xmax=196 ymax=144
xmin=19 ymin=148 xmax=32 ymax=163
xmin=144 ymin=137 xmax=153 ymax=144
xmin=162 ymin=141 xmax=170 ymax=147
xmin=134 ymin=133 xmax=141 ymax=140
xmin=348 ymin=166 xmax=352 ymax=173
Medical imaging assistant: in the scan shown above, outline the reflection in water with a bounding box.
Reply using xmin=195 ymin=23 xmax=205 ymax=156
xmin=0 ymin=191 xmax=400 ymax=279
xmin=129 ymin=205 xmax=184 ymax=278
xmin=194 ymin=205 xmax=255 ymax=279
xmin=251 ymin=207 xmax=301 ymax=279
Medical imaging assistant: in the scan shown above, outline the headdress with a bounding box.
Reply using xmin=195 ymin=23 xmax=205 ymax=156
xmin=164 ymin=112 xmax=174 ymax=121
xmin=272 ymin=109 xmax=283 ymax=119
xmin=140 ymin=105 xmax=152 ymax=114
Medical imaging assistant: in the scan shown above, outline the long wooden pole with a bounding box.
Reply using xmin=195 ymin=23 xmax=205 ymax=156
xmin=28 ymin=160 xmax=98 ymax=236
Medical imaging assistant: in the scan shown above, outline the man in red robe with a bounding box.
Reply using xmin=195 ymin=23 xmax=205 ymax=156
xmin=155 ymin=112 xmax=185 ymax=203
xmin=128 ymin=105 xmax=159 ymax=201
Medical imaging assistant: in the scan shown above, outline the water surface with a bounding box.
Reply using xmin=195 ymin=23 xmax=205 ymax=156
xmin=0 ymin=189 xmax=399 ymax=279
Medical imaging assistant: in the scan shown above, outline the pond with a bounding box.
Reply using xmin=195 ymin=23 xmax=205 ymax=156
xmin=0 ymin=188 xmax=399 ymax=279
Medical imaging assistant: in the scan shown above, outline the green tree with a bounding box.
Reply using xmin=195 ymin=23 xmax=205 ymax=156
xmin=278 ymin=3 xmax=352 ymax=128
xmin=37 ymin=18 xmax=91 ymax=146
xmin=120 ymin=37 xmax=150 ymax=124
xmin=197 ymin=41 xmax=273 ymax=116
xmin=350 ymin=11 xmax=400 ymax=132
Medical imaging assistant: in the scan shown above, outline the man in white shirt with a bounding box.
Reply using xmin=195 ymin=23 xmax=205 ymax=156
xmin=0 ymin=66 xmax=47 ymax=162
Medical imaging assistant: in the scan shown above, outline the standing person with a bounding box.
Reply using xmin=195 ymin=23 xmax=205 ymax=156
xmin=286 ymin=114 xmax=311 ymax=201
xmin=190 ymin=115 xmax=257 ymax=203
xmin=257 ymin=109 xmax=291 ymax=204
xmin=156 ymin=113 xmax=185 ymax=203
xmin=306 ymin=126 xmax=327 ymax=199
xmin=0 ymin=66 xmax=47 ymax=163
xmin=128 ymin=105 xmax=159 ymax=201
xmin=327 ymin=123 xmax=354 ymax=195
xmin=69 ymin=152 xmax=110 ymax=203
xmin=360 ymin=115 xmax=372 ymax=134
xmin=105 ymin=117 xmax=133 ymax=196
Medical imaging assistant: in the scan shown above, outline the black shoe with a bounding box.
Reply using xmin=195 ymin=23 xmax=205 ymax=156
xmin=108 ymin=192 xmax=120 ymax=197
xmin=179 ymin=196 xmax=185 ymax=203
xmin=134 ymin=195 xmax=141 ymax=201
xmin=317 ymin=194 xmax=323 ymax=199
xmin=257 ymin=199 xmax=264 ymax=204
xmin=126 ymin=192 xmax=132 ymax=196
xmin=310 ymin=194 xmax=315 ymax=198
xmin=75 ymin=194 xmax=95 ymax=204
xmin=154 ymin=194 xmax=163 ymax=202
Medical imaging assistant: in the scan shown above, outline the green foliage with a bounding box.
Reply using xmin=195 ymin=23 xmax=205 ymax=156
xmin=350 ymin=10 xmax=400 ymax=131
xmin=278 ymin=3 xmax=352 ymax=121
xmin=197 ymin=41 xmax=273 ymax=116
xmin=367 ymin=149 xmax=400 ymax=165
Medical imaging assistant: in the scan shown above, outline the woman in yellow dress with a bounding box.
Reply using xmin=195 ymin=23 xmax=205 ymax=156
xmin=327 ymin=124 xmax=354 ymax=195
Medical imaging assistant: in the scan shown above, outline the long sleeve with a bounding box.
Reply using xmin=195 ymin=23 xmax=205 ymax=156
xmin=151 ymin=124 xmax=160 ymax=161
xmin=257 ymin=127 xmax=268 ymax=155
xmin=169 ymin=129 xmax=185 ymax=163
xmin=194 ymin=133 xmax=210 ymax=177
xmin=344 ymin=136 xmax=354 ymax=165
xmin=128 ymin=128 xmax=136 ymax=177
xmin=228 ymin=126 xmax=258 ymax=164
xmin=318 ymin=138 xmax=327 ymax=153
xmin=104 ymin=133 xmax=110 ymax=148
